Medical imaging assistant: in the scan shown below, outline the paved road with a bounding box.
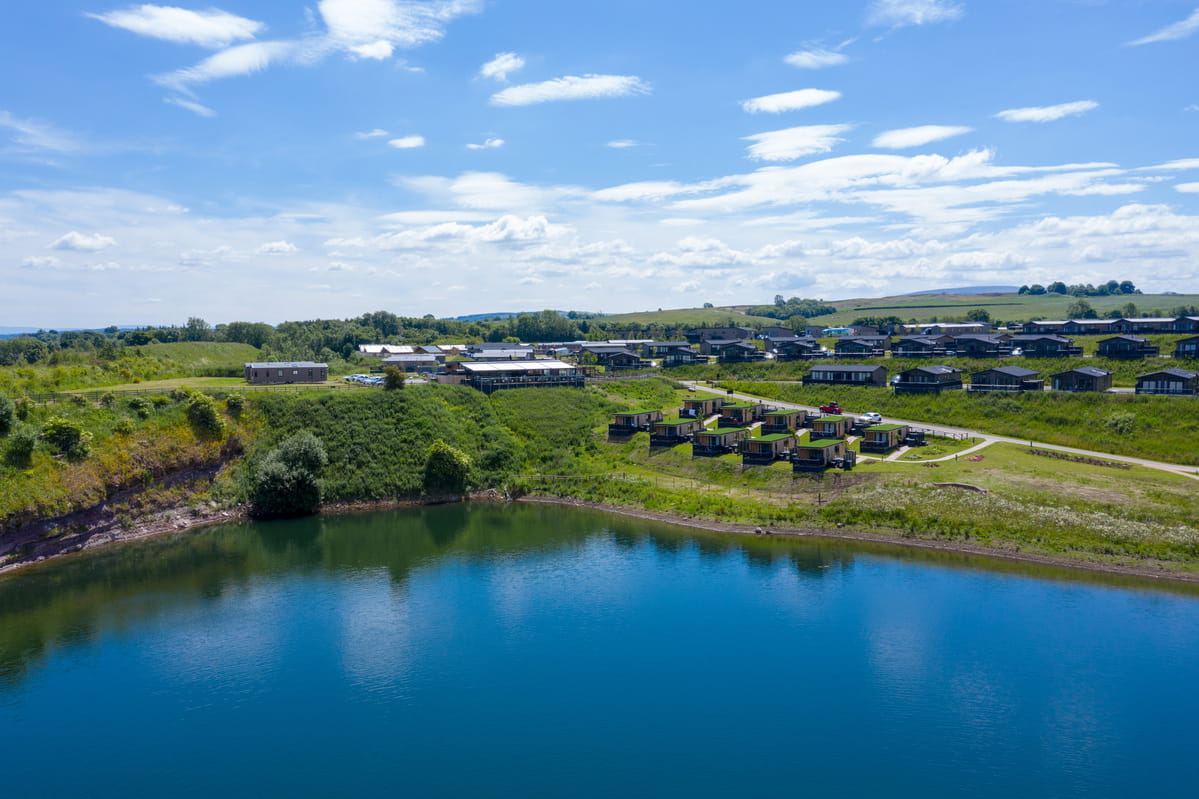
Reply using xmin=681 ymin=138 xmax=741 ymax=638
xmin=683 ymin=381 xmax=1199 ymax=481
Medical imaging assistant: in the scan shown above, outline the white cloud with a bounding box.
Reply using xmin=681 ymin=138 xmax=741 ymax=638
xmin=593 ymin=180 xmax=699 ymax=203
xmin=319 ymin=0 xmax=481 ymax=52
xmin=606 ymin=139 xmax=643 ymax=148
xmin=354 ymin=128 xmax=389 ymax=139
xmin=50 ymin=231 xmax=117 ymax=251
xmin=1177 ymin=183 xmax=1199 ymax=193
xmin=154 ymin=40 xmax=299 ymax=90
xmin=743 ymin=124 xmax=852 ymax=161
xmin=784 ymin=49 xmax=848 ymax=69
xmin=256 ymin=240 xmax=299 ymax=254
xmin=87 ymin=5 xmax=264 ymax=49
xmin=867 ymin=0 xmax=963 ymax=27
xmin=740 ymin=89 xmax=841 ymax=114
xmin=20 ymin=255 xmax=61 ymax=269
xmin=480 ymin=52 xmax=524 ymax=81
xmin=872 ymin=125 xmax=972 ymax=149
xmin=399 ymin=171 xmax=581 ymax=211
xmin=165 ymin=96 xmax=215 ymax=117
xmin=388 ymin=135 xmax=425 ymax=149
xmin=0 ymin=110 xmax=80 ymax=153
xmin=1138 ymin=158 xmax=1199 ymax=171
xmin=995 ymin=100 xmax=1098 ymax=123
xmin=466 ymin=137 xmax=504 ymax=150
xmin=349 ymin=40 xmax=395 ymax=60
xmin=1128 ymin=8 xmax=1199 ymax=46
xmin=490 ymin=74 xmax=650 ymax=106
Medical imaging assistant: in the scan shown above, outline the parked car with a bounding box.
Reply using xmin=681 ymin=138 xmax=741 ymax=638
xmin=859 ymin=412 xmax=883 ymax=424
xmin=819 ymin=401 xmax=843 ymax=414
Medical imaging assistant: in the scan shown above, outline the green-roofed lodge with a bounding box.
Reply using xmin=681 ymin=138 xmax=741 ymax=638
xmin=741 ymin=432 xmax=797 ymax=465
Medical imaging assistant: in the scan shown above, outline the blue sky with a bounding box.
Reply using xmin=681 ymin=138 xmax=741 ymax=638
xmin=2 ymin=0 xmax=1198 ymax=326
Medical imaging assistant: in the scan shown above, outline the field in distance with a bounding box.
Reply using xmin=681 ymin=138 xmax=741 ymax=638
xmin=604 ymin=291 xmax=1199 ymax=328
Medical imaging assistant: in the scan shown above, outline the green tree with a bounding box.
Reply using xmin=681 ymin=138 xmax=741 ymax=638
xmin=423 ymin=440 xmax=472 ymax=494
xmin=383 ymin=366 xmax=405 ymax=390
xmin=250 ymin=432 xmax=328 ymax=518
xmin=1027 ymin=284 xmax=1046 ymax=295
xmin=1066 ymin=299 xmax=1098 ymax=319
xmin=965 ymin=308 xmax=991 ymax=323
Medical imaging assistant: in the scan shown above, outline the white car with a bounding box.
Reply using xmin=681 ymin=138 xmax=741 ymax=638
xmin=859 ymin=412 xmax=883 ymax=424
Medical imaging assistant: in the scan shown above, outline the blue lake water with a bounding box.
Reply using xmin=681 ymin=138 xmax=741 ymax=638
xmin=1 ymin=503 xmax=1197 ymax=797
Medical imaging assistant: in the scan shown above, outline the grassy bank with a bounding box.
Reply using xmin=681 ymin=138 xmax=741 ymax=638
xmin=4 ymin=378 xmax=1199 ymax=576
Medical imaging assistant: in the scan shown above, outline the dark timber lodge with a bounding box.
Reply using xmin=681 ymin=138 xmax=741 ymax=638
xmin=244 ymin=361 xmax=328 ymax=385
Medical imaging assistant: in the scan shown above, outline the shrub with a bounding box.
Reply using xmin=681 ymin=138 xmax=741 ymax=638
xmin=1103 ymin=411 xmax=1137 ymax=436
xmin=424 ymin=440 xmax=472 ymax=494
xmin=99 ymin=392 xmax=116 ymax=408
xmin=128 ymin=396 xmax=153 ymax=419
xmin=0 ymin=394 xmax=14 ymax=436
xmin=186 ymin=393 xmax=224 ymax=438
xmin=225 ymin=393 xmax=245 ymax=417
xmin=5 ymin=423 xmax=37 ymax=465
xmin=113 ymin=417 xmax=135 ymax=436
xmin=41 ymin=416 xmax=93 ymax=460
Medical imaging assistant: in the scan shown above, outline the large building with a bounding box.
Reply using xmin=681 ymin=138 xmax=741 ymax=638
xmin=438 ymin=359 xmax=583 ymax=393
xmin=244 ymin=362 xmax=328 ymax=385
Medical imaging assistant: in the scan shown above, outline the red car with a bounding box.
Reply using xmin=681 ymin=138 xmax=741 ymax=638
xmin=819 ymin=401 xmax=843 ymax=414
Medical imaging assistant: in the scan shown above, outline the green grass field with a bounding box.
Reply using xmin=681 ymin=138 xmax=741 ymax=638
xmin=131 ymin=341 xmax=262 ymax=367
xmin=598 ymin=292 xmax=1199 ymax=329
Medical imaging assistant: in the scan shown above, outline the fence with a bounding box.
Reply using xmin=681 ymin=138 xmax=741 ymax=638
xmin=27 ymin=383 xmax=350 ymax=404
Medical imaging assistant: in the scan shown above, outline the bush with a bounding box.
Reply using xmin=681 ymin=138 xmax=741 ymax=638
xmin=5 ymin=423 xmax=37 ymax=466
xmin=1103 ymin=411 xmax=1137 ymax=436
xmin=383 ymin=366 xmax=405 ymax=390
xmin=225 ymin=393 xmax=245 ymax=417
xmin=41 ymin=416 xmax=93 ymax=460
xmin=113 ymin=417 xmax=135 ymax=436
xmin=128 ymin=396 xmax=152 ymax=419
xmin=0 ymin=394 xmax=14 ymax=436
xmin=186 ymin=393 xmax=224 ymax=438
xmin=424 ymin=440 xmax=472 ymax=494
xmin=250 ymin=431 xmax=328 ymax=518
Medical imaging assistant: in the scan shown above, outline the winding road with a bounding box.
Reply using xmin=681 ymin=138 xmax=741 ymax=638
xmin=683 ymin=381 xmax=1199 ymax=481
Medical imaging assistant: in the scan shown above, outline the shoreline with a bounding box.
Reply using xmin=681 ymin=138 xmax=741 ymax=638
xmin=3 ymin=492 xmax=1197 ymax=586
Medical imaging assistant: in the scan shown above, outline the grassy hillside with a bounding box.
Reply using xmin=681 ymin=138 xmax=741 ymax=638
xmin=595 ymin=292 xmax=1199 ymax=330
xmin=819 ymin=292 xmax=1199 ymax=327
xmin=132 ymin=341 xmax=262 ymax=368
xmin=597 ymin=307 xmax=781 ymax=326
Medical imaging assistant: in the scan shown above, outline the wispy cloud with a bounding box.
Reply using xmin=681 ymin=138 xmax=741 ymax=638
xmin=480 ymin=52 xmax=524 ymax=81
xmin=1175 ymin=182 xmax=1199 ymax=193
xmin=388 ymin=135 xmax=425 ymax=149
xmin=491 ymin=74 xmax=650 ymax=106
xmin=256 ymin=240 xmax=299 ymax=254
xmin=466 ymin=137 xmax=504 ymax=150
xmin=354 ymin=128 xmax=390 ymax=139
xmin=0 ymin=110 xmax=80 ymax=153
xmin=867 ymin=0 xmax=963 ymax=28
xmin=784 ymin=49 xmax=848 ymax=69
xmin=87 ymin=4 xmax=264 ymax=49
xmin=1138 ymin=158 xmax=1199 ymax=171
xmin=154 ymin=40 xmax=300 ymax=91
xmin=995 ymin=100 xmax=1098 ymax=123
xmin=743 ymin=124 xmax=853 ymax=161
xmin=872 ymin=125 xmax=971 ymax=149
xmin=1128 ymin=8 xmax=1199 ymax=46
xmin=606 ymin=140 xmax=643 ymax=148
xmin=165 ymin=96 xmax=215 ymax=117
xmin=50 ymin=231 xmax=118 ymax=252
xmin=740 ymin=88 xmax=841 ymax=114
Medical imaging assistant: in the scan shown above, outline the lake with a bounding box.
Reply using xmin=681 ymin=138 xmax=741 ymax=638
xmin=2 ymin=503 xmax=1197 ymax=797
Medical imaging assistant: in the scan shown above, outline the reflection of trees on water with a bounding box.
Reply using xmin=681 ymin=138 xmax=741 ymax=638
xmin=2 ymin=504 xmax=1181 ymax=691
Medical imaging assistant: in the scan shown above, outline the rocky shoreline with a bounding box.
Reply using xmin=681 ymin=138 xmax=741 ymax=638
xmin=3 ymin=491 xmax=1197 ymax=585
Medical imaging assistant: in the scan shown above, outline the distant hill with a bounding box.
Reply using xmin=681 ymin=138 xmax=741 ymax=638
xmin=452 ymin=310 xmax=578 ymax=322
xmin=904 ymin=286 xmax=1019 ymax=296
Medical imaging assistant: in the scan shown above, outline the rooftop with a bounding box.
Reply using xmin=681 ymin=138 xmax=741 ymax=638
xmin=245 ymin=361 xmax=326 ymax=368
